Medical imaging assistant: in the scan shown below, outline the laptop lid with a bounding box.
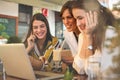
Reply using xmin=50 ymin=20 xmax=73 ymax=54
xmin=0 ymin=43 xmax=36 ymax=80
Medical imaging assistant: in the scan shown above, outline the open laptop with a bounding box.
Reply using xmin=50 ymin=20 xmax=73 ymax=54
xmin=0 ymin=43 xmax=64 ymax=80
xmin=0 ymin=43 xmax=36 ymax=80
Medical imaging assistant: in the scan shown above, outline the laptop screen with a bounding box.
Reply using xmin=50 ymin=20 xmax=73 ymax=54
xmin=0 ymin=43 xmax=36 ymax=80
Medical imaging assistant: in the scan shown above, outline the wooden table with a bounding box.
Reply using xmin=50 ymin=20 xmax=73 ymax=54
xmin=0 ymin=70 xmax=118 ymax=80
xmin=0 ymin=71 xmax=64 ymax=80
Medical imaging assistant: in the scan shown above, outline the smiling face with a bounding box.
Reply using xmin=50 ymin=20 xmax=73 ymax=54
xmin=62 ymin=9 xmax=77 ymax=32
xmin=72 ymin=8 xmax=86 ymax=31
xmin=32 ymin=20 xmax=47 ymax=40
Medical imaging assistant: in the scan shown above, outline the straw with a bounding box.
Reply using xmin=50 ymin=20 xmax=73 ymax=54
xmin=53 ymin=40 xmax=65 ymax=61
xmin=58 ymin=39 xmax=65 ymax=54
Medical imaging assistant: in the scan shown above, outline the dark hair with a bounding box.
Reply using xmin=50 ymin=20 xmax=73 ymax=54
xmin=60 ymin=1 xmax=75 ymax=17
xmin=24 ymin=13 xmax=52 ymax=50
xmin=72 ymin=0 xmax=116 ymax=51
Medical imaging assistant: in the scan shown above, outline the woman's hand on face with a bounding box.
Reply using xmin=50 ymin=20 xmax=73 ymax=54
xmin=84 ymin=11 xmax=98 ymax=36
xmin=27 ymin=33 xmax=36 ymax=50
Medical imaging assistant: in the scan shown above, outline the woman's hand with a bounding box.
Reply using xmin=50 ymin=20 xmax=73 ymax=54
xmin=83 ymin=11 xmax=98 ymax=36
xmin=26 ymin=33 xmax=36 ymax=53
xmin=61 ymin=51 xmax=74 ymax=65
xmin=39 ymin=56 xmax=46 ymax=63
xmin=78 ymin=11 xmax=98 ymax=59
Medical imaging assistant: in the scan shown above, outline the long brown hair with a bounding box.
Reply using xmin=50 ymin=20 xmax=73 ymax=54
xmin=60 ymin=1 xmax=74 ymax=17
xmin=24 ymin=13 xmax=52 ymax=51
xmin=72 ymin=0 xmax=116 ymax=51
xmin=60 ymin=1 xmax=80 ymax=36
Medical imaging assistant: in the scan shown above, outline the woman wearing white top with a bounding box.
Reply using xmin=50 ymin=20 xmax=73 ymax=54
xmin=60 ymin=1 xmax=80 ymax=64
xmin=71 ymin=0 xmax=116 ymax=77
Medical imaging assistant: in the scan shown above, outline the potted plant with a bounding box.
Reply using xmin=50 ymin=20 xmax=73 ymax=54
xmin=7 ymin=36 xmax=21 ymax=43
xmin=0 ymin=23 xmax=9 ymax=44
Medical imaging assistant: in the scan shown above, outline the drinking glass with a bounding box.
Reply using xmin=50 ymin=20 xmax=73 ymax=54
xmin=0 ymin=59 xmax=6 ymax=80
xmin=52 ymin=50 xmax=62 ymax=72
xmin=87 ymin=55 xmax=101 ymax=80
xmin=53 ymin=50 xmax=61 ymax=61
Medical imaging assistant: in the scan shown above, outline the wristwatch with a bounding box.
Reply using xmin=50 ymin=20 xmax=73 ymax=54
xmin=88 ymin=45 xmax=93 ymax=50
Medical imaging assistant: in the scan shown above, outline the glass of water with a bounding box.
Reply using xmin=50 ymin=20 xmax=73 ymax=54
xmin=0 ymin=59 xmax=6 ymax=80
xmin=87 ymin=55 xmax=101 ymax=79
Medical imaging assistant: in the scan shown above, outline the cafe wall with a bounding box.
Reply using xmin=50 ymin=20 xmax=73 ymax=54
xmin=33 ymin=7 xmax=55 ymax=36
xmin=0 ymin=0 xmax=18 ymax=16
xmin=0 ymin=0 xmax=56 ymax=39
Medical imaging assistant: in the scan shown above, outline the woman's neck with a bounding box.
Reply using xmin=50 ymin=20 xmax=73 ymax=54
xmin=74 ymin=27 xmax=80 ymax=36
xmin=37 ymin=37 xmax=46 ymax=49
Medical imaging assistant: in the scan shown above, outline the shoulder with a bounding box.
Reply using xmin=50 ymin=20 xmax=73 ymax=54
xmin=52 ymin=36 xmax=58 ymax=41
xmin=63 ymin=30 xmax=68 ymax=34
xmin=64 ymin=30 xmax=74 ymax=36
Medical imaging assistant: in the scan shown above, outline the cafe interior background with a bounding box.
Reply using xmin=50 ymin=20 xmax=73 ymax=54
xmin=0 ymin=0 xmax=120 ymax=78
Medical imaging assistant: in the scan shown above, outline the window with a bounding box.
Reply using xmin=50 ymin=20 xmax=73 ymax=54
xmin=18 ymin=4 xmax=32 ymax=39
